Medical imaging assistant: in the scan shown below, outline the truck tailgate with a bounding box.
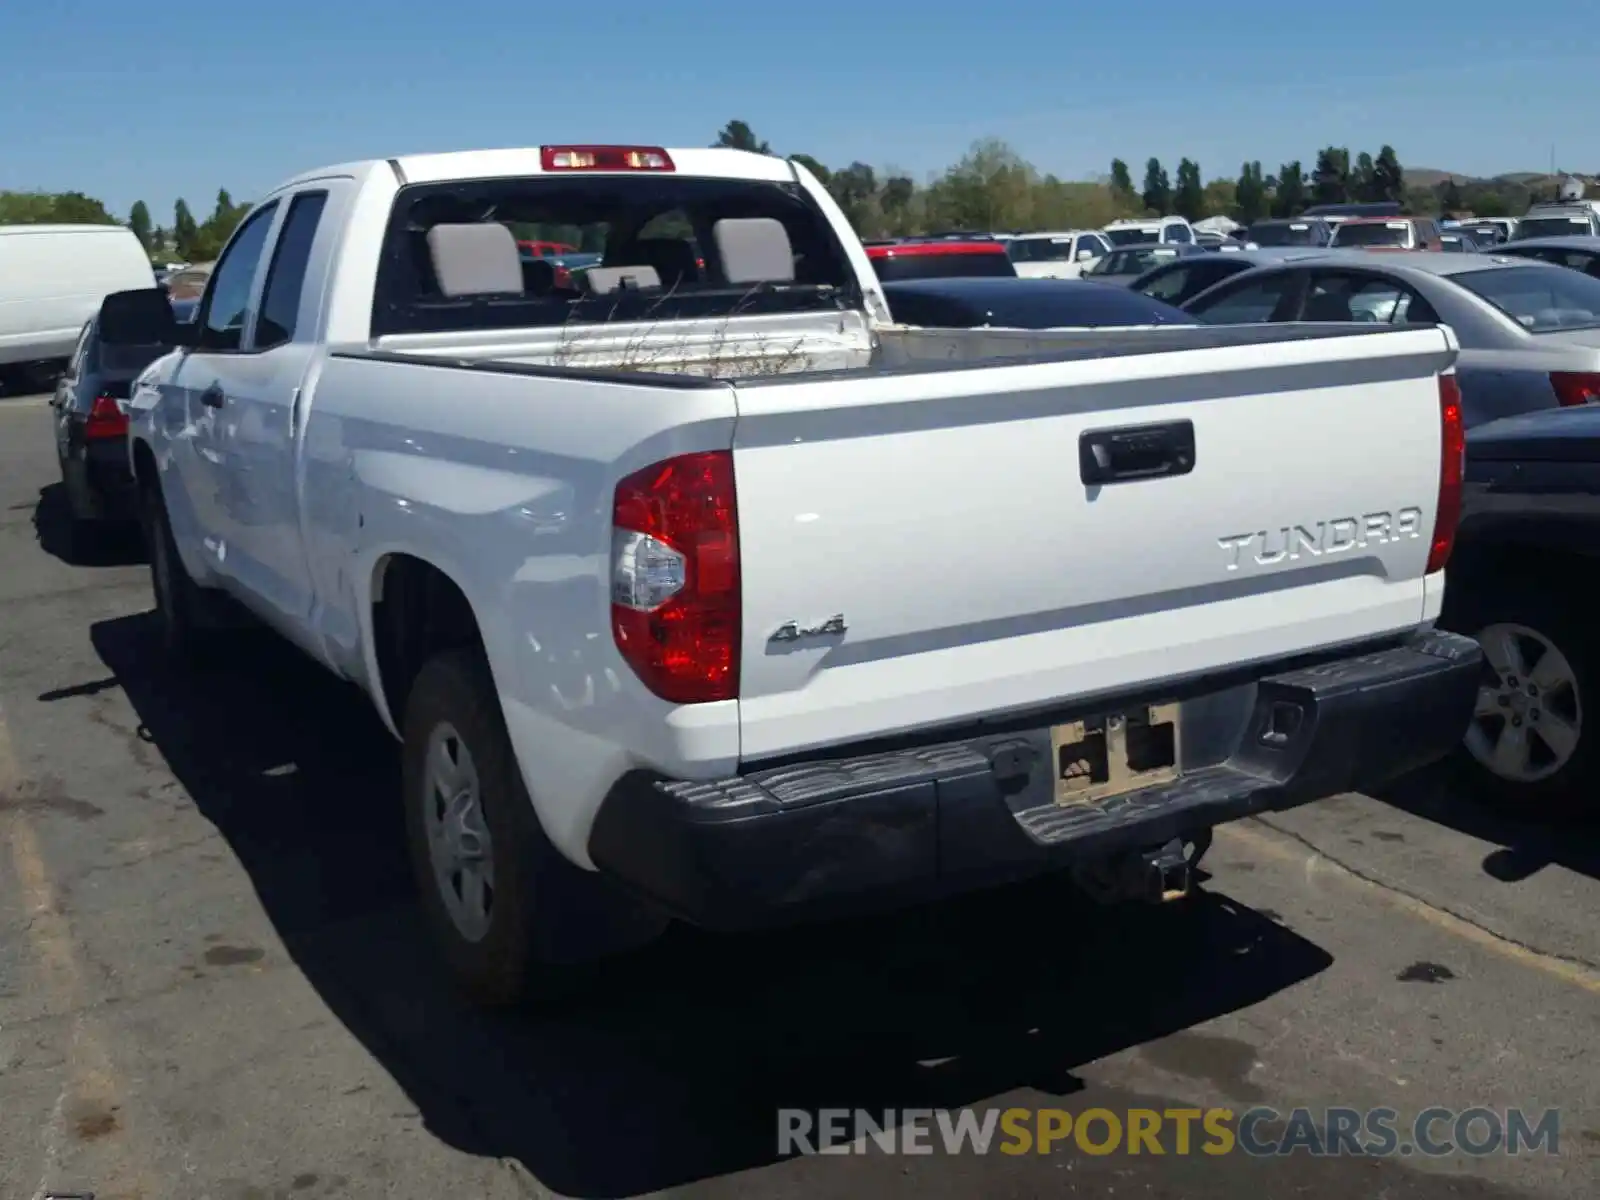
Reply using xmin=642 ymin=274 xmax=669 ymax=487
xmin=729 ymin=325 xmax=1457 ymax=761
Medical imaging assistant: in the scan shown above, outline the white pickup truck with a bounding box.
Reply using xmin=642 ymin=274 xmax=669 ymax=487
xmin=99 ymin=142 xmax=1482 ymax=1006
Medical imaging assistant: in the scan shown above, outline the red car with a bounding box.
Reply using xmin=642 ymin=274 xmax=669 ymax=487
xmin=517 ymin=239 xmax=578 ymax=258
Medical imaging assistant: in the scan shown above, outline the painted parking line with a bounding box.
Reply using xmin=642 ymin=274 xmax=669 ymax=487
xmin=0 ymin=707 xmax=152 ymax=1199
xmin=1219 ymin=816 xmax=1600 ymax=997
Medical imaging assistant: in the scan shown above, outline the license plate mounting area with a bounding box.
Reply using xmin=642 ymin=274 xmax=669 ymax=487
xmin=1050 ymin=703 xmax=1181 ymax=807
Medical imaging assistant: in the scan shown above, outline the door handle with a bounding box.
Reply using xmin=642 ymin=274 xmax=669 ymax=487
xmin=201 ymin=383 xmax=225 ymax=409
xmin=1079 ymin=420 xmax=1196 ymax=486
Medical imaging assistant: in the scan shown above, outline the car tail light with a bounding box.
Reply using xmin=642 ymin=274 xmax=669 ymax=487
xmin=611 ymin=451 xmax=740 ymax=703
xmin=84 ymin=393 xmax=129 ymax=441
xmin=541 ymin=145 xmax=674 ymax=172
xmin=1427 ymin=372 xmax=1465 ymax=575
xmin=1549 ymin=371 xmax=1600 ymax=407
xmin=552 ymin=265 xmax=572 ymax=288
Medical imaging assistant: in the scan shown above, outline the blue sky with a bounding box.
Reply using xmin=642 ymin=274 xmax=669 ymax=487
xmin=2 ymin=0 xmax=1593 ymax=221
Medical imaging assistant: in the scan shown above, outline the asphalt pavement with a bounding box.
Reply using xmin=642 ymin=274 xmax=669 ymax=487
xmin=0 ymin=393 xmax=1595 ymax=1200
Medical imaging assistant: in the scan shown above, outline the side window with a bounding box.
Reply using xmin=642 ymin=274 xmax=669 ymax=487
xmin=1305 ymin=273 xmax=1406 ymax=323
xmin=1080 ymin=234 xmax=1107 ymax=256
xmin=1190 ymin=274 xmax=1295 ymax=323
xmin=254 ymin=192 xmax=329 ymax=350
xmin=196 ymin=202 xmax=280 ymax=352
xmin=1166 ymin=223 xmax=1193 ymax=244
xmin=1177 ymin=262 xmax=1244 ymax=304
xmin=1139 ymin=266 xmax=1191 ymax=302
xmin=1392 ymin=290 xmax=1440 ymax=325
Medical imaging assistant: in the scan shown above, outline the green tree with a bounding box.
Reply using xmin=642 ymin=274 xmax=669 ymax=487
xmin=714 ymin=120 xmax=771 ymax=154
xmin=173 ymin=199 xmax=199 ymax=259
xmin=1351 ymin=152 xmax=1377 ymax=202
xmin=1372 ymin=145 xmax=1404 ymax=204
xmin=0 ymin=192 xmax=58 ymax=223
xmin=1465 ymin=191 xmax=1510 ymax=218
xmin=0 ymin=190 xmax=116 ymax=224
xmin=1439 ymin=178 xmax=1463 ymax=215
xmin=1173 ymin=158 xmax=1205 ymax=220
xmin=128 ymin=200 xmax=152 ymax=250
xmin=880 ymin=175 xmax=914 ymax=220
xmin=1234 ymin=161 xmax=1267 ymax=224
xmin=1273 ymin=161 xmax=1306 ymax=217
xmin=1311 ymin=147 xmax=1350 ymax=206
xmin=1141 ymin=157 xmax=1171 ymax=215
xmin=789 ymin=154 xmax=831 ymax=186
xmin=1109 ymin=158 xmax=1134 ymax=201
xmin=924 ymin=139 xmax=1036 ymax=232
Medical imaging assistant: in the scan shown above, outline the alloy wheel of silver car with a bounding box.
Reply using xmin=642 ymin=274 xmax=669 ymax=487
xmin=422 ymin=720 xmax=496 ymax=943
xmin=1466 ymin=622 xmax=1583 ymax=784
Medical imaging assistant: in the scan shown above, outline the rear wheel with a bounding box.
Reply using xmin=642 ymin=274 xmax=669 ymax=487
xmin=1444 ymin=574 xmax=1597 ymax=820
xmin=400 ymin=649 xmax=665 ymax=1008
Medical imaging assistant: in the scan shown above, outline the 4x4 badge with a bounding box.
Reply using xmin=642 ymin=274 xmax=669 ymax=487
xmin=769 ymin=614 xmax=847 ymax=643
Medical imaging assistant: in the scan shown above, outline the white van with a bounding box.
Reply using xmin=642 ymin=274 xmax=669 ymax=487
xmin=1102 ymin=216 xmax=1196 ymax=248
xmin=0 ymin=224 xmax=156 ymax=386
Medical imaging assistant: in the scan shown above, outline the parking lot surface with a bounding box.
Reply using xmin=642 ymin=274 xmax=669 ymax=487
xmin=0 ymin=394 xmax=1596 ymax=1200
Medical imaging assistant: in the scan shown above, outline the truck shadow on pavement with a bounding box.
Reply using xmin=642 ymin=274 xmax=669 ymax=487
xmin=88 ymin=611 xmax=1336 ymax=1199
xmin=1378 ymin=765 xmax=1599 ymax=885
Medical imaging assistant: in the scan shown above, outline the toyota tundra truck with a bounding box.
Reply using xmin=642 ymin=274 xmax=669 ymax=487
xmin=97 ymin=142 xmax=1482 ymax=1006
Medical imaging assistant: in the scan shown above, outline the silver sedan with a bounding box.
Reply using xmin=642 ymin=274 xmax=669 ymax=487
xmin=1490 ymin=234 xmax=1600 ymax=280
xmin=1181 ymin=252 xmax=1600 ymax=427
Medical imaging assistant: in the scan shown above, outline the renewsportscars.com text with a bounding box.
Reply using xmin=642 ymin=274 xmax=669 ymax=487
xmin=778 ymin=1106 xmax=1561 ymax=1158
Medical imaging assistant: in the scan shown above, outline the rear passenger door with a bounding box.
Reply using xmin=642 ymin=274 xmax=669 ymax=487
xmin=211 ymin=181 xmax=351 ymax=648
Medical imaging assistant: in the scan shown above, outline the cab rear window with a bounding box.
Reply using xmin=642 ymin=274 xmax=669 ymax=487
xmin=371 ymin=175 xmax=857 ymax=337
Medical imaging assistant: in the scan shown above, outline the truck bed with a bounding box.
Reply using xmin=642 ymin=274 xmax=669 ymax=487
xmin=343 ymin=316 xmax=1436 ymax=385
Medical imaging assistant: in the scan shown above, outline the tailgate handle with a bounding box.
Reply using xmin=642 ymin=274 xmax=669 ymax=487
xmin=1079 ymin=420 xmax=1196 ymax=486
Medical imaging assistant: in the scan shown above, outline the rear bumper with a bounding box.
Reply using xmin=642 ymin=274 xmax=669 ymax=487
xmin=588 ymin=629 xmax=1482 ymax=929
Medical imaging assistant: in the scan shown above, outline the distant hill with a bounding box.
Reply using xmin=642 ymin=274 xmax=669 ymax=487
xmin=1406 ymin=167 xmax=1589 ymax=189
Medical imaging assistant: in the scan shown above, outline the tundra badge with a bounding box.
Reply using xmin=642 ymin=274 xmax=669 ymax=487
xmin=770 ymin=614 xmax=847 ymax=643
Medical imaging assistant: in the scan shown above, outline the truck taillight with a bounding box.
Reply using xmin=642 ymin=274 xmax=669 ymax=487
xmin=611 ymin=451 xmax=740 ymax=703
xmin=84 ymin=394 xmax=129 ymax=441
xmin=1427 ymin=373 xmax=1465 ymax=575
xmin=1549 ymin=371 xmax=1600 ymax=407
xmin=541 ymin=145 xmax=674 ymax=172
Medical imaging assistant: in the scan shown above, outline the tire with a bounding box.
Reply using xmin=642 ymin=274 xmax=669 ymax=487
xmin=1441 ymin=574 xmax=1598 ymax=821
xmin=400 ymin=649 xmax=666 ymax=1008
xmin=140 ymin=482 xmax=215 ymax=665
xmin=58 ymin=450 xmax=103 ymax=557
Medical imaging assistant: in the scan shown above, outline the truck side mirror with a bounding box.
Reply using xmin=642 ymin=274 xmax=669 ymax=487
xmin=99 ymin=287 xmax=184 ymax=347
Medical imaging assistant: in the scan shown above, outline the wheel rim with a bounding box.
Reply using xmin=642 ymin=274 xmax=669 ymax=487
xmin=1466 ymin=622 xmax=1583 ymax=784
xmin=422 ymin=721 xmax=495 ymax=943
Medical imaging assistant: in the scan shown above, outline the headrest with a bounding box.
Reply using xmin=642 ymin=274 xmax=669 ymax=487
xmin=425 ymin=223 xmax=523 ymax=298
xmin=713 ymin=217 xmax=795 ymax=283
xmin=584 ymin=265 xmax=662 ymax=295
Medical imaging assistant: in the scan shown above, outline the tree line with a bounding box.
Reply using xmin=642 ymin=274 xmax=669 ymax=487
xmin=0 ymin=188 xmax=252 ymax=263
xmin=0 ymin=123 xmax=1577 ymax=260
xmin=719 ymin=120 xmax=1558 ymax=234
